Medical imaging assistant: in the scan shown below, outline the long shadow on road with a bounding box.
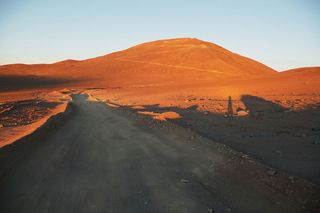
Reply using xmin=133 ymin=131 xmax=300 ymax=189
xmin=132 ymin=95 xmax=320 ymax=184
xmin=0 ymin=94 xmax=319 ymax=213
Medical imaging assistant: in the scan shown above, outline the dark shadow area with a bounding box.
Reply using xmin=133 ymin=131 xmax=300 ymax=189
xmin=241 ymin=95 xmax=287 ymax=118
xmin=0 ymin=76 xmax=80 ymax=91
xmin=227 ymin=96 xmax=233 ymax=117
xmin=124 ymin=95 xmax=320 ymax=184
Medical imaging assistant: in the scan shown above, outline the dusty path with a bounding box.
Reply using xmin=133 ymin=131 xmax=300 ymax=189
xmin=0 ymin=94 xmax=317 ymax=213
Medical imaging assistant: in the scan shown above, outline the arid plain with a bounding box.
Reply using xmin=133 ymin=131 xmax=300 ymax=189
xmin=0 ymin=38 xmax=320 ymax=212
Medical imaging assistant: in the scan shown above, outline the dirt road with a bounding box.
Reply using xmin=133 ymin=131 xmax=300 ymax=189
xmin=0 ymin=94 xmax=318 ymax=213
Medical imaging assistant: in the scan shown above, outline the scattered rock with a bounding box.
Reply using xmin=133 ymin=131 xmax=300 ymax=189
xmin=237 ymin=110 xmax=248 ymax=116
xmin=180 ymin=179 xmax=191 ymax=184
xmin=289 ymin=176 xmax=295 ymax=183
xmin=267 ymin=169 xmax=277 ymax=176
xmin=241 ymin=154 xmax=249 ymax=159
xmin=138 ymin=111 xmax=181 ymax=121
xmin=189 ymin=135 xmax=195 ymax=140
xmin=131 ymin=105 xmax=145 ymax=110
xmin=275 ymin=150 xmax=283 ymax=155
xmin=295 ymin=133 xmax=307 ymax=138
xmin=186 ymin=98 xmax=197 ymax=102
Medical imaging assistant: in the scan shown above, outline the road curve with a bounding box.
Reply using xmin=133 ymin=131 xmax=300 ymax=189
xmin=0 ymin=94 xmax=310 ymax=213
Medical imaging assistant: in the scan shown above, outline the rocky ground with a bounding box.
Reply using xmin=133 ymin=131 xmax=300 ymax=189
xmin=86 ymin=87 xmax=320 ymax=185
xmin=0 ymin=100 xmax=62 ymax=127
xmin=0 ymin=86 xmax=319 ymax=212
xmin=0 ymin=94 xmax=319 ymax=213
xmin=0 ymin=89 xmax=72 ymax=148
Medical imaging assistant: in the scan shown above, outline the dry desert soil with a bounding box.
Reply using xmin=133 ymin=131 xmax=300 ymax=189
xmin=0 ymin=38 xmax=320 ymax=213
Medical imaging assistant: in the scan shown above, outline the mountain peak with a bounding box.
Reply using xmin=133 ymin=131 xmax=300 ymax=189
xmin=131 ymin=37 xmax=224 ymax=50
xmin=103 ymin=38 xmax=275 ymax=77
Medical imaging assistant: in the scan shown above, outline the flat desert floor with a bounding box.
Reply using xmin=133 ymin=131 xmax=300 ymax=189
xmin=0 ymin=77 xmax=319 ymax=212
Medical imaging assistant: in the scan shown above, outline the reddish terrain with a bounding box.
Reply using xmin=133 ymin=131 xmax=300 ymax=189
xmin=0 ymin=38 xmax=277 ymax=88
xmin=0 ymin=38 xmax=319 ymax=186
xmin=0 ymin=38 xmax=318 ymax=96
xmin=0 ymin=38 xmax=320 ymax=212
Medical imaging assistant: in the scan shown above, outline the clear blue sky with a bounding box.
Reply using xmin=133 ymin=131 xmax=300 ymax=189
xmin=0 ymin=0 xmax=319 ymax=70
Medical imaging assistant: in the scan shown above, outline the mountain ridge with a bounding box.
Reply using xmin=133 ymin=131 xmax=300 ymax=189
xmin=0 ymin=38 xmax=317 ymax=88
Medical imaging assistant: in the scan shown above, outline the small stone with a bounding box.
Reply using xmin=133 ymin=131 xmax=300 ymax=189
xmin=275 ymin=150 xmax=283 ymax=155
xmin=241 ymin=154 xmax=249 ymax=159
xmin=313 ymin=141 xmax=320 ymax=145
xmin=295 ymin=133 xmax=307 ymax=138
xmin=267 ymin=169 xmax=277 ymax=176
xmin=208 ymin=208 xmax=214 ymax=213
xmin=237 ymin=110 xmax=249 ymax=116
xmin=0 ymin=124 xmax=3 ymax=128
xmin=180 ymin=179 xmax=191 ymax=184
xmin=289 ymin=176 xmax=295 ymax=183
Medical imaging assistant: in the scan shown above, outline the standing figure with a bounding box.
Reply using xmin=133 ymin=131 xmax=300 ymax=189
xmin=227 ymin=96 xmax=233 ymax=117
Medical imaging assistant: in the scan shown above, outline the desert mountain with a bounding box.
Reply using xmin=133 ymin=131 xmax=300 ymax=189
xmin=280 ymin=67 xmax=320 ymax=77
xmin=0 ymin=38 xmax=281 ymax=88
xmin=94 ymin=38 xmax=276 ymax=76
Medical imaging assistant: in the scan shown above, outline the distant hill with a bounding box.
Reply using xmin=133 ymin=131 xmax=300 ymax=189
xmin=280 ymin=67 xmax=320 ymax=78
xmin=0 ymin=38 xmax=279 ymax=88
